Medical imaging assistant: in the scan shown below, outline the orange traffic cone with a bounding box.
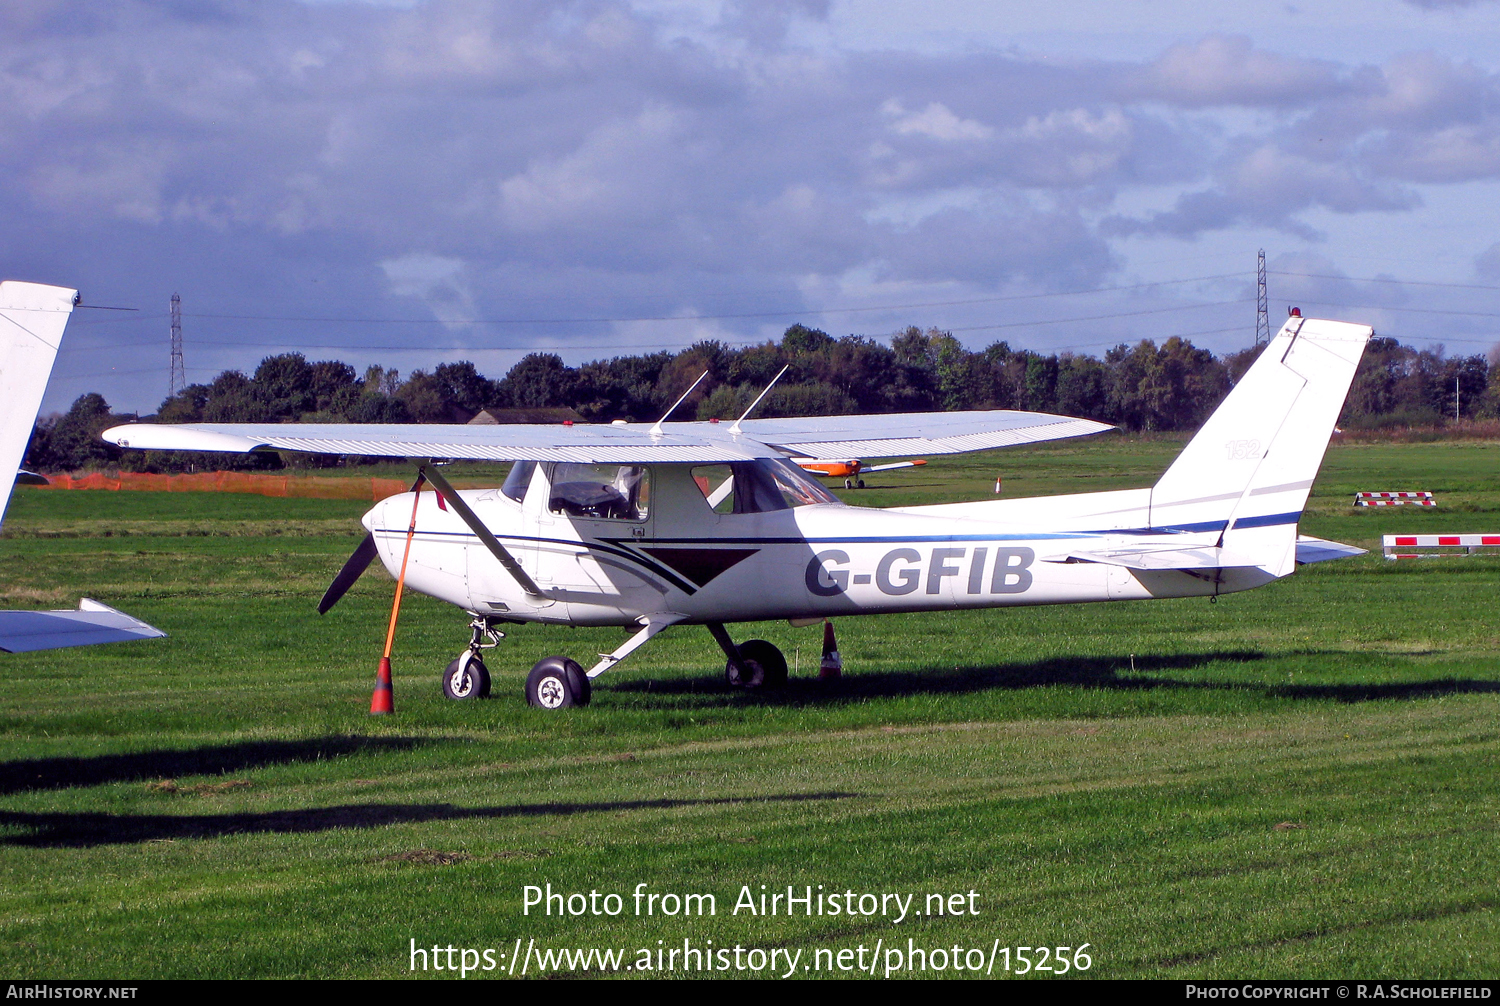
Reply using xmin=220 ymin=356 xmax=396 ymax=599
xmin=370 ymin=656 xmax=395 ymax=715
xmin=819 ymin=620 xmax=842 ymax=680
xmin=369 ymin=474 xmax=424 ymax=716
xmin=994 ymin=475 xmax=1003 ymax=494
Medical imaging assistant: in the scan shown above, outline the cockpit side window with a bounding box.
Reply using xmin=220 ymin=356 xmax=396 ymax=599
xmin=762 ymin=457 xmax=839 ymax=507
xmin=547 ymin=463 xmax=651 ymax=520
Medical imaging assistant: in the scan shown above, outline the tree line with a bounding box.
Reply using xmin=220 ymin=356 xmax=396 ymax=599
xmin=24 ymin=323 xmax=1500 ymax=472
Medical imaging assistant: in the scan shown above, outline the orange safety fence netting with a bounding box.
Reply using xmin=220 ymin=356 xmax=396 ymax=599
xmin=32 ymin=471 xmax=413 ymax=502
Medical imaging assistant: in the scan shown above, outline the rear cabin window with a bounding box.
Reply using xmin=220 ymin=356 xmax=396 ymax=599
xmin=547 ymin=464 xmax=651 ymax=520
xmin=691 ymin=459 xmax=837 ymax=514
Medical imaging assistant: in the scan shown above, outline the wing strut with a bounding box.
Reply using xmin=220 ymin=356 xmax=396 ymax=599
xmin=419 ymin=462 xmax=547 ymax=600
xmin=729 ymin=364 xmax=789 ymax=435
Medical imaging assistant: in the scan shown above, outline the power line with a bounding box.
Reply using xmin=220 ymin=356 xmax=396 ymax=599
xmin=1291 ymin=300 xmax=1500 ymax=321
xmin=948 ymin=298 xmax=1251 ymax=334
xmin=176 ymin=272 xmax=1247 ymax=327
xmin=58 ymin=298 xmax=1253 ymax=353
xmin=1270 ymin=270 xmax=1500 ymax=292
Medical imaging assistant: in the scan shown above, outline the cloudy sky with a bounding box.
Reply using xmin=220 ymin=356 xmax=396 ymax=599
xmin=8 ymin=0 xmax=1500 ymax=414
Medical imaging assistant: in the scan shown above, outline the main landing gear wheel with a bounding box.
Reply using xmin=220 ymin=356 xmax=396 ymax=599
xmin=442 ymin=652 xmax=491 ymax=700
xmin=725 ymin=639 xmax=788 ymax=690
xmin=526 ymin=656 xmax=591 ymax=709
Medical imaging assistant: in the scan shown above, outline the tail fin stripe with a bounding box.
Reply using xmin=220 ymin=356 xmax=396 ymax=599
xmin=1228 ymin=511 xmax=1302 ymax=530
xmin=1248 ymin=479 xmax=1314 ymax=497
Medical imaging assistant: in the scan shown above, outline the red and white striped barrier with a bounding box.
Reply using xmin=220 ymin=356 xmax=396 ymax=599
xmin=1383 ymin=534 xmax=1500 ymax=559
xmin=1356 ymin=491 xmax=1435 ymax=507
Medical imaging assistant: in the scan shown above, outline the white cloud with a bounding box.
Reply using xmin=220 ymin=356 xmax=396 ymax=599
xmin=881 ymin=99 xmax=993 ymax=141
xmin=380 ymin=252 xmax=478 ymax=328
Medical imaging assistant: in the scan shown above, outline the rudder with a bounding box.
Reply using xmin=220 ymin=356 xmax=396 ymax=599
xmin=1149 ymin=316 xmax=1371 ymax=575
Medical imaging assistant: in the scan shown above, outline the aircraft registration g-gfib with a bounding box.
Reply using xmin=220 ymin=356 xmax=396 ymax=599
xmin=104 ymin=316 xmax=1369 ymax=709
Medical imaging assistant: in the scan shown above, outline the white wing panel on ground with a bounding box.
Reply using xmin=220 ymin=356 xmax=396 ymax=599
xmin=0 ymin=599 xmax=166 ymax=653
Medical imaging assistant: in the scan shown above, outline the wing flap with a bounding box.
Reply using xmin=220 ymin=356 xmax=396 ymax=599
xmin=0 ymin=599 xmax=165 ymax=654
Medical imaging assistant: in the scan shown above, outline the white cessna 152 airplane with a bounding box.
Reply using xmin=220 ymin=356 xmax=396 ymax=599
xmin=103 ymin=315 xmax=1369 ymax=709
xmin=0 ymin=280 xmax=164 ymax=653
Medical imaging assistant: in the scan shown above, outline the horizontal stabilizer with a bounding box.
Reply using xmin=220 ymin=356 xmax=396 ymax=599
xmin=1042 ymin=544 xmax=1262 ymax=571
xmin=1295 ymin=535 xmax=1367 ymax=564
xmin=0 ymin=599 xmax=165 ymax=654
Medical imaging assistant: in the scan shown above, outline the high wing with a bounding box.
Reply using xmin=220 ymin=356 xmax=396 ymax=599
xmin=101 ymin=409 xmax=1110 ymax=462
xmin=0 ymin=280 xmax=165 ymax=654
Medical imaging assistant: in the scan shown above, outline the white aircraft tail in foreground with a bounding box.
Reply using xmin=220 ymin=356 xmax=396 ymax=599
xmin=0 ymin=280 xmax=165 ymax=653
xmin=104 ymin=316 xmax=1368 ymax=707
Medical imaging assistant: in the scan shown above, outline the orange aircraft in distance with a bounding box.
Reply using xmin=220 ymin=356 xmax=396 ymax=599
xmin=793 ymin=457 xmax=926 ymax=489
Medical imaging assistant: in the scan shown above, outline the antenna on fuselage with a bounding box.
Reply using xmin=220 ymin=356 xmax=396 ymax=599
xmin=650 ymin=370 xmax=710 ymax=437
xmin=729 ymin=365 xmax=790 ymax=435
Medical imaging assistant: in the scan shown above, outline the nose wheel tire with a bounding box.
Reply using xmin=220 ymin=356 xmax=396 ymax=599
xmin=725 ymin=639 xmax=787 ymax=689
xmin=526 ymin=656 xmax=591 ymax=709
xmin=442 ymin=653 xmax=491 ymax=700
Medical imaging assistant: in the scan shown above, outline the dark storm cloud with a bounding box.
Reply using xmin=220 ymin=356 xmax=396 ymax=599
xmin=4 ymin=2 xmax=1500 ymax=412
xmin=1106 ymin=47 xmax=1500 ymax=238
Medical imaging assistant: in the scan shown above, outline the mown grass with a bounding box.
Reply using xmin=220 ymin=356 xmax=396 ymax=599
xmin=0 ymin=437 xmax=1496 ymax=979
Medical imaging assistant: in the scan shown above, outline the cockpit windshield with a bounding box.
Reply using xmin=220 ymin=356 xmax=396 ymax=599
xmin=691 ymin=459 xmax=839 ymax=514
xmin=501 ymin=460 xmax=536 ymax=503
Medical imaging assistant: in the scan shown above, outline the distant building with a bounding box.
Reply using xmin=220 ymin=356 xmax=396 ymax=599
xmin=468 ymin=407 xmax=588 ymax=425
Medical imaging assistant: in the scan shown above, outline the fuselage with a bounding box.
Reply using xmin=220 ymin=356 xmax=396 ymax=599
xmin=364 ymin=460 xmax=1280 ymax=628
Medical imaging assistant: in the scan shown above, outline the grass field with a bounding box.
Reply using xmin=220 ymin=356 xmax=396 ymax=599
xmin=0 ymin=436 xmax=1497 ymax=979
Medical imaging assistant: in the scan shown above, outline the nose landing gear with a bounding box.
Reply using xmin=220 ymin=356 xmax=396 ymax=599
xmin=441 ymin=615 xmax=506 ymax=700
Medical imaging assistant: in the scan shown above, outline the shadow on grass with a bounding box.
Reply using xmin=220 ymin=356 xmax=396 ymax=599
xmin=612 ymin=651 xmax=1500 ymax=707
xmin=0 ymin=792 xmax=857 ymax=848
xmin=0 ymin=736 xmax=427 ymax=796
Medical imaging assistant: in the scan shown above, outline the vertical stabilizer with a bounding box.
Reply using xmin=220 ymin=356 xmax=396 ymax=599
xmin=1149 ymin=316 xmax=1371 ymax=575
xmin=0 ymin=281 xmax=78 ymax=528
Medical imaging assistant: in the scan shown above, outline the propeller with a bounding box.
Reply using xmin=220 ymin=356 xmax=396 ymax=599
xmin=318 ymin=533 xmax=379 ymax=614
xmin=318 ymin=474 xmax=425 ymax=614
